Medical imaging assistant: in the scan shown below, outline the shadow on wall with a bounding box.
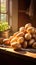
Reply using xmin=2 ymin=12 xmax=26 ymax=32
xmin=18 ymin=0 xmax=36 ymax=28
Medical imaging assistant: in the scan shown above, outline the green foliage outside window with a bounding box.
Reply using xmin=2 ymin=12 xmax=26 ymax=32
xmin=0 ymin=22 xmax=10 ymax=31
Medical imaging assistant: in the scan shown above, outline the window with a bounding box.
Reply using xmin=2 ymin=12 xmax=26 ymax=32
xmin=0 ymin=0 xmax=8 ymax=22
xmin=0 ymin=0 xmax=18 ymax=32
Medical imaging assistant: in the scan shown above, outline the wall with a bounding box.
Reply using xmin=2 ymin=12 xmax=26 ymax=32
xmin=12 ymin=0 xmax=18 ymax=33
xmin=18 ymin=0 xmax=36 ymax=28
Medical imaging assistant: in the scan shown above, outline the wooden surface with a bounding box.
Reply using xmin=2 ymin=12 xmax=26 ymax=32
xmin=0 ymin=47 xmax=36 ymax=59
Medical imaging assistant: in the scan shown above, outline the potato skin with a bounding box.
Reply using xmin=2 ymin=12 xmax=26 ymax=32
xmin=29 ymin=39 xmax=35 ymax=45
xmin=23 ymin=41 xmax=27 ymax=48
xmin=16 ymin=32 xmax=24 ymax=37
xmin=27 ymin=27 xmax=35 ymax=34
xmin=10 ymin=37 xmax=17 ymax=43
xmin=9 ymin=36 xmax=14 ymax=41
xmin=17 ymin=37 xmax=24 ymax=44
xmin=13 ymin=32 xmax=19 ymax=37
xmin=11 ymin=42 xmax=21 ymax=50
xmin=25 ymin=23 xmax=32 ymax=29
xmin=3 ymin=39 xmax=10 ymax=45
xmin=19 ymin=27 xmax=24 ymax=31
xmin=32 ymin=34 xmax=36 ymax=40
xmin=25 ymin=33 xmax=32 ymax=40
xmin=32 ymin=42 xmax=36 ymax=49
xmin=19 ymin=27 xmax=26 ymax=33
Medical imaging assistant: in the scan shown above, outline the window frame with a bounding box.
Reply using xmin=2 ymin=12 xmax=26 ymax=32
xmin=0 ymin=0 xmax=8 ymax=22
xmin=0 ymin=0 xmax=18 ymax=32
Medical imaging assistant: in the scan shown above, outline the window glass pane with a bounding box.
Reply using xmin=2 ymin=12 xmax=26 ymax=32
xmin=1 ymin=14 xmax=7 ymax=22
xmin=1 ymin=0 xmax=6 ymax=13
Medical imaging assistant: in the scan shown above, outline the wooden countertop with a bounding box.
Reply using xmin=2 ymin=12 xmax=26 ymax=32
xmin=0 ymin=47 xmax=36 ymax=59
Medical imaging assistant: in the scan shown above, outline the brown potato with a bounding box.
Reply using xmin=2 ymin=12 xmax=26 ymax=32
xmin=9 ymin=36 xmax=14 ymax=41
xmin=9 ymin=23 xmax=36 ymax=49
xmin=19 ymin=27 xmax=26 ymax=33
xmin=17 ymin=37 xmax=24 ymax=44
xmin=13 ymin=32 xmax=19 ymax=37
xmin=3 ymin=39 xmax=10 ymax=45
xmin=29 ymin=39 xmax=35 ymax=45
xmin=27 ymin=27 xmax=35 ymax=34
xmin=16 ymin=32 xmax=24 ymax=37
xmin=9 ymin=32 xmax=19 ymax=41
xmin=25 ymin=23 xmax=32 ymax=29
xmin=11 ymin=42 xmax=21 ymax=50
xmin=19 ymin=27 xmax=25 ymax=31
xmin=32 ymin=42 xmax=36 ymax=49
xmin=10 ymin=37 xmax=17 ymax=43
xmin=25 ymin=33 xmax=32 ymax=40
xmin=34 ymin=28 xmax=36 ymax=34
xmin=32 ymin=34 xmax=36 ymax=39
xmin=23 ymin=41 xmax=27 ymax=48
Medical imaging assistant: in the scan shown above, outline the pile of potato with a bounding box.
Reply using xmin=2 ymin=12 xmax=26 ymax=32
xmin=9 ymin=23 xmax=36 ymax=50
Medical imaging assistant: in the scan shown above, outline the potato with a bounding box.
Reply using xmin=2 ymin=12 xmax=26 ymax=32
xmin=32 ymin=34 xmax=36 ymax=39
xmin=19 ymin=27 xmax=25 ymax=31
xmin=3 ymin=39 xmax=10 ymax=45
xmin=8 ymin=23 xmax=36 ymax=49
xmin=29 ymin=39 xmax=35 ymax=45
xmin=9 ymin=36 xmax=14 ymax=41
xmin=25 ymin=33 xmax=32 ymax=40
xmin=17 ymin=37 xmax=24 ymax=44
xmin=19 ymin=27 xmax=26 ymax=33
xmin=25 ymin=23 xmax=32 ymax=29
xmin=13 ymin=32 xmax=19 ymax=37
xmin=9 ymin=32 xmax=19 ymax=41
xmin=34 ymin=28 xmax=36 ymax=34
xmin=27 ymin=27 xmax=35 ymax=34
xmin=10 ymin=37 xmax=17 ymax=43
xmin=23 ymin=41 xmax=27 ymax=48
xmin=32 ymin=42 xmax=36 ymax=49
xmin=11 ymin=42 xmax=21 ymax=50
xmin=16 ymin=32 xmax=24 ymax=37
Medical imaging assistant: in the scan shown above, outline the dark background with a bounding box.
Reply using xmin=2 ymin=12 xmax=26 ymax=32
xmin=18 ymin=0 xmax=36 ymax=28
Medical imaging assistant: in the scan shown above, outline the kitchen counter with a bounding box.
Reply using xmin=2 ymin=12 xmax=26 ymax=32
xmin=0 ymin=47 xmax=36 ymax=58
xmin=0 ymin=47 xmax=36 ymax=64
